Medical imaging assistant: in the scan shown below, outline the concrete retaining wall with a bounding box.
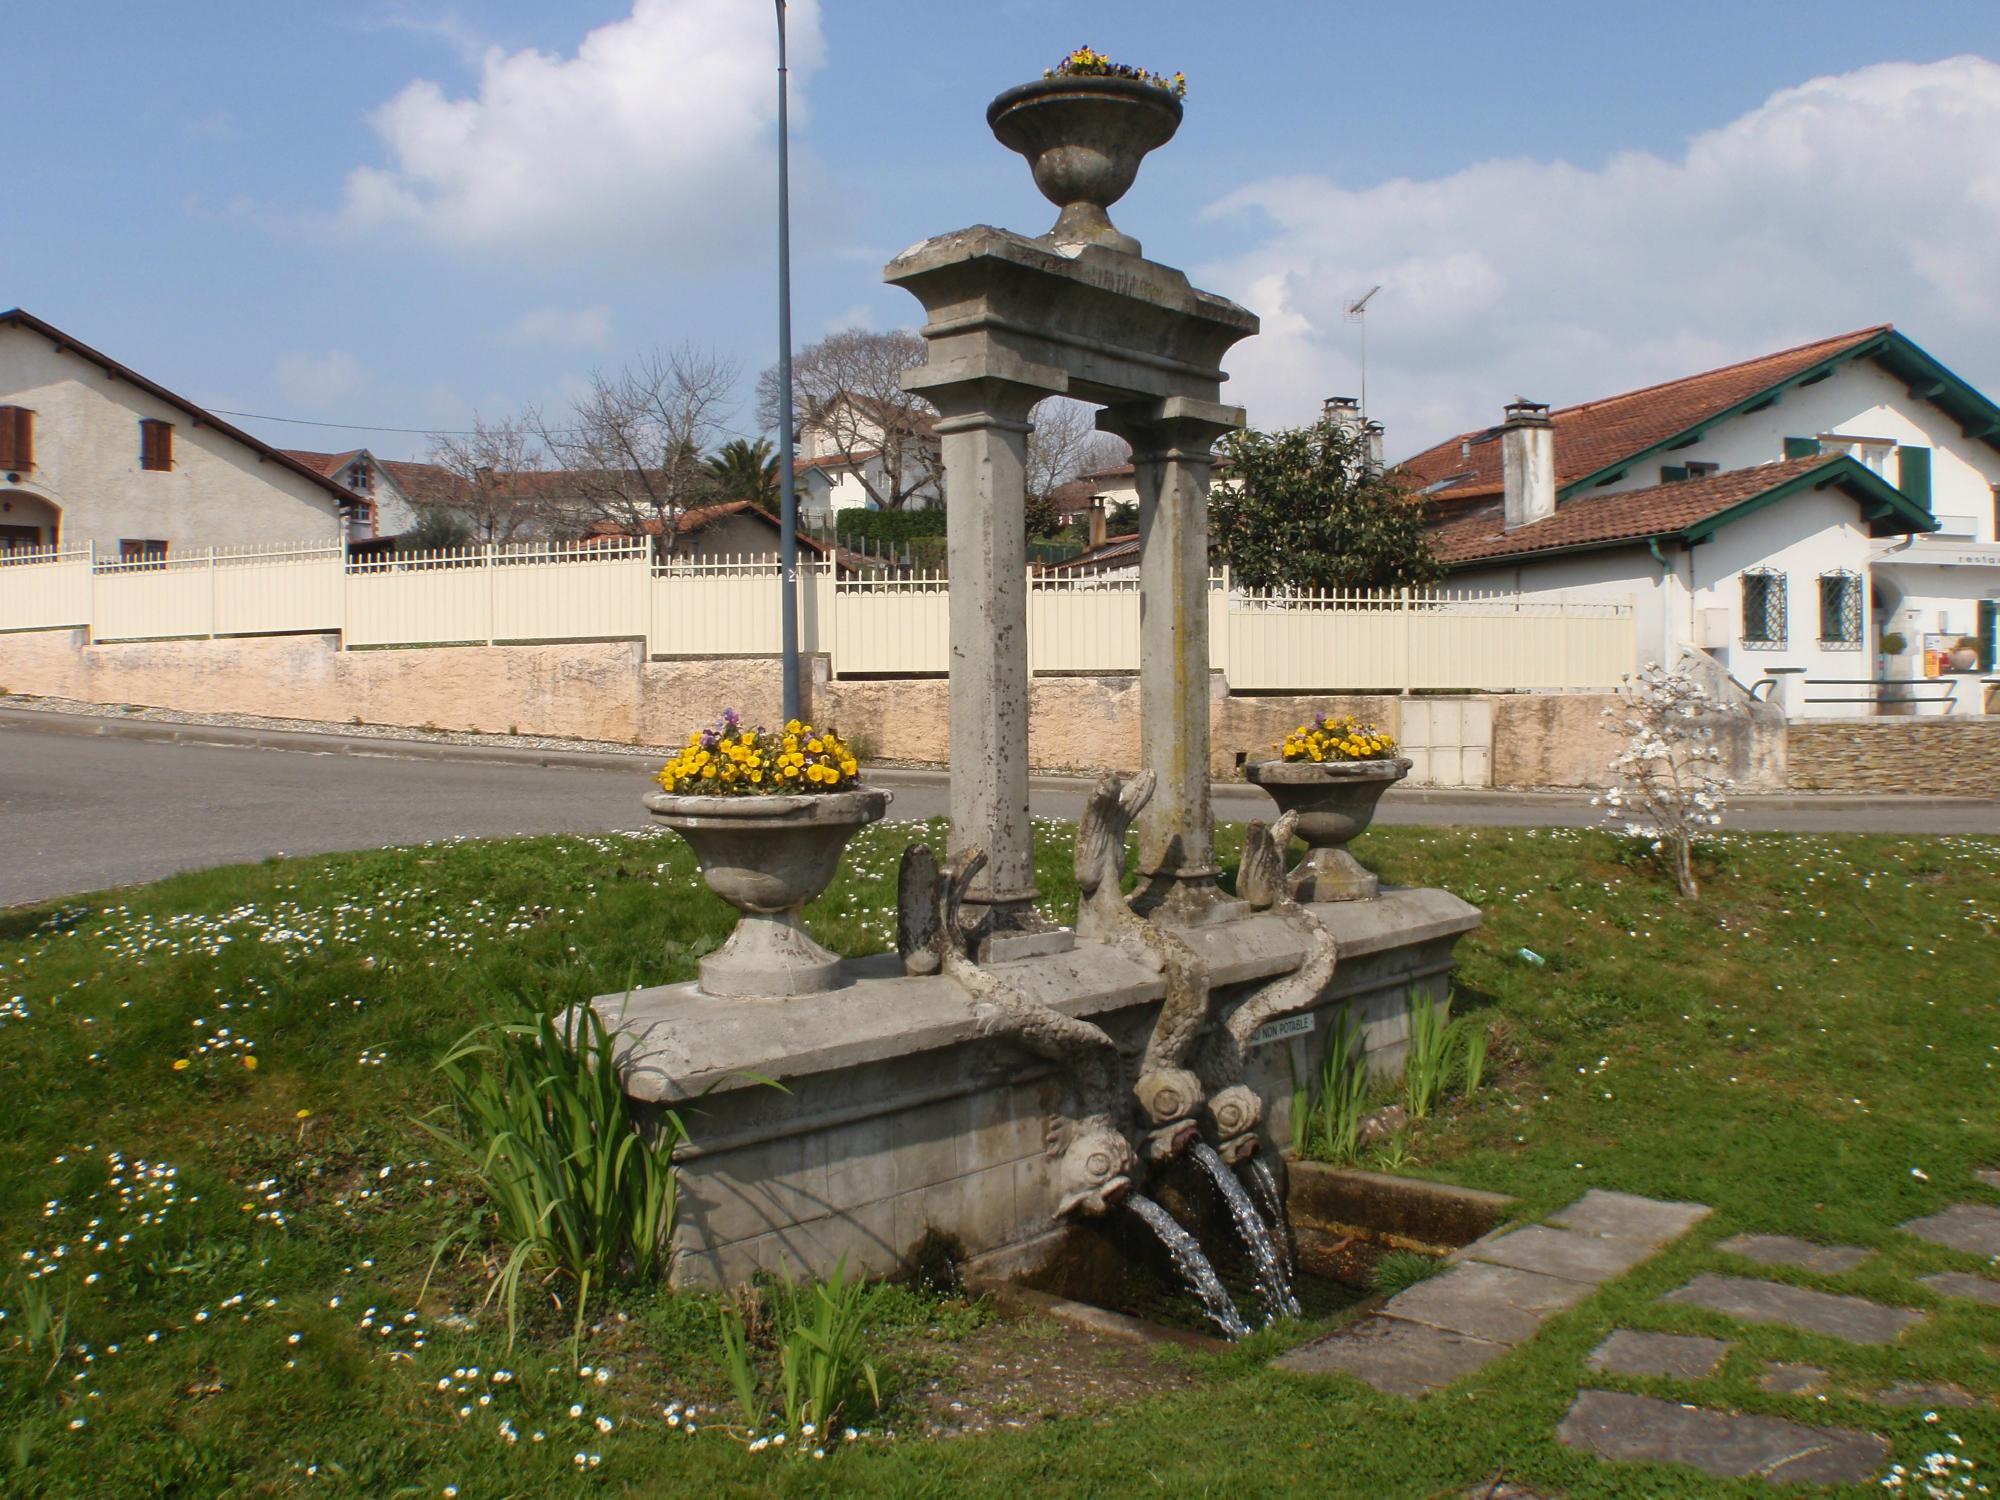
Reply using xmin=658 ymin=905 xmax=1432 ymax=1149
xmin=0 ymin=626 xmax=1756 ymax=789
xmin=1789 ymin=717 xmax=2000 ymax=796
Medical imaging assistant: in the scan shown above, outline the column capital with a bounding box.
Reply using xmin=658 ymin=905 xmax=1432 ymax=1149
xmin=903 ymin=350 xmax=1067 ymax=424
xmin=1097 ymin=395 xmax=1245 ymax=461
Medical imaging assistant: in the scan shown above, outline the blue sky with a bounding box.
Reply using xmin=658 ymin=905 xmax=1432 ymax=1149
xmin=11 ymin=2 xmax=2000 ymax=463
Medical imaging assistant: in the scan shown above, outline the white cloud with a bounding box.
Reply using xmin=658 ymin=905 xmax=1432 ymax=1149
xmin=338 ymin=0 xmax=824 ymax=265
xmin=822 ymin=302 xmax=878 ymax=335
xmin=1197 ymin=56 xmax=2000 ymax=459
xmin=508 ymin=305 xmax=612 ymax=350
xmin=274 ymin=350 xmax=364 ymax=411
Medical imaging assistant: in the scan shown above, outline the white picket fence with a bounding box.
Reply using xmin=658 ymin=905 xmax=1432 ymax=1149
xmin=0 ymin=539 xmax=1635 ymax=691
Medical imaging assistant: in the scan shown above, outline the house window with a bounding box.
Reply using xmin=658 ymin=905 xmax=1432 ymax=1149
xmin=1817 ymin=434 xmax=1893 ymax=476
xmin=1686 ymin=461 xmax=1719 ymax=479
xmin=119 ymin=538 xmax=169 ymax=566
xmin=1817 ymin=569 xmax=1861 ymax=649
xmin=139 ymin=419 xmax=174 ymax=471
xmin=1741 ymin=567 xmax=1787 ymax=648
xmin=0 ymin=406 xmax=33 ymax=472
xmin=345 ymin=500 xmax=379 ymax=542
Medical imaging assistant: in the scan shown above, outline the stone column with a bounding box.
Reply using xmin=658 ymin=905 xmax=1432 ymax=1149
xmin=1101 ymin=396 xmax=1244 ymax=923
xmin=908 ymin=371 xmax=1056 ymax=937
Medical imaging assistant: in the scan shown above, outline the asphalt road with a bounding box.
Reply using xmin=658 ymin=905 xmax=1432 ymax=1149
xmin=3 ymin=712 xmax=1996 ymax=909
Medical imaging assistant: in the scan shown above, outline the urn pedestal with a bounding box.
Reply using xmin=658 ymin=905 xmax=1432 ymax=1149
xmin=644 ymin=788 xmax=890 ymax=998
xmin=1242 ymin=758 xmax=1412 ymax=902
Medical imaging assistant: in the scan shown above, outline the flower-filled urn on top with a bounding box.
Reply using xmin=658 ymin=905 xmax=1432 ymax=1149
xmin=988 ymin=46 xmax=1187 ymax=257
xmin=646 ymin=711 xmax=887 ymax=998
xmin=1243 ymin=714 xmax=1411 ymax=903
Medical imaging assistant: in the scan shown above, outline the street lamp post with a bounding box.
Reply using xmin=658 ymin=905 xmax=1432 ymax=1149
xmin=775 ymin=0 xmax=801 ymax=722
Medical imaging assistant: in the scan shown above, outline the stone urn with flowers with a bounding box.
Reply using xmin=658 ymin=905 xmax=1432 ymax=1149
xmin=988 ymin=46 xmax=1187 ymax=256
xmin=1243 ymin=714 xmax=1411 ymax=902
xmin=646 ymin=711 xmax=887 ymax=998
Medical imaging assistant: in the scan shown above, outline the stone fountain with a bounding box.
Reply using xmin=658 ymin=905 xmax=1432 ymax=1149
xmin=591 ymin=70 xmax=1480 ymax=1308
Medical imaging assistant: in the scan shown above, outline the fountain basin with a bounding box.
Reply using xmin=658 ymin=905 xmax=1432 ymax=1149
xmin=591 ymin=885 xmax=1479 ymax=1288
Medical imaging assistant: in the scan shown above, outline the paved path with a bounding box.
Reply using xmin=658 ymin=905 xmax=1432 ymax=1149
xmin=3 ymin=706 xmax=1999 ymax=909
xmin=1279 ymin=1172 xmax=2000 ymax=1488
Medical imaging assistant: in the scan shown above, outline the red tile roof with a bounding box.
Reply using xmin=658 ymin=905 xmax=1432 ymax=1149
xmin=1425 ymin=455 xmax=1885 ymax=565
xmin=1399 ymin=327 xmax=1892 ymax=503
xmin=585 ymin=500 xmax=828 ymax=553
xmin=281 ymin=448 xmax=364 ymax=479
xmin=1036 ymin=532 xmax=1140 ymax=574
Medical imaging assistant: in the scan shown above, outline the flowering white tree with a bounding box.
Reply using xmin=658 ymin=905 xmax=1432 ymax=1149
xmin=1595 ymin=661 xmax=1733 ymax=898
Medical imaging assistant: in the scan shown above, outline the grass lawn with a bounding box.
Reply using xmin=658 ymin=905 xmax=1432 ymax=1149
xmin=1 ymin=814 xmax=1996 ymax=1497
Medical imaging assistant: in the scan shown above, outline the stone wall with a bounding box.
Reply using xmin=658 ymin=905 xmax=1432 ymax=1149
xmin=1788 ymin=717 xmax=2000 ymax=796
xmin=0 ymin=625 xmax=1672 ymax=789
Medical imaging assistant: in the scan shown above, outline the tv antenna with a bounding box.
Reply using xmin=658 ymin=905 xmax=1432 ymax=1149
xmin=1345 ymin=285 xmax=1382 ymax=419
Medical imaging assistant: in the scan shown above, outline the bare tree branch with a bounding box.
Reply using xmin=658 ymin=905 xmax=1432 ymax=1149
xmin=758 ymin=329 xmax=940 ymax=511
xmin=533 ymin=344 xmax=740 ymax=548
xmin=1024 ymin=397 xmax=1111 ymax=503
xmin=423 ymin=415 xmax=552 ymax=545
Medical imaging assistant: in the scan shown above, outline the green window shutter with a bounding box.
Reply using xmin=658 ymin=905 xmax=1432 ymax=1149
xmin=1783 ymin=436 xmax=1820 ymax=460
xmin=1897 ymin=445 xmax=1932 ymax=510
xmin=1659 ymin=464 xmax=1689 ymax=484
xmin=1980 ymin=599 xmax=1998 ymax=673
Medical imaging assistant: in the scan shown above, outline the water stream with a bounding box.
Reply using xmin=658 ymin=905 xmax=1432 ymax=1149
xmin=1124 ymin=1192 xmax=1251 ymax=1339
xmin=1191 ymin=1143 xmax=1302 ymax=1323
xmin=1243 ymin=1154 xmax=1298 ymax=1292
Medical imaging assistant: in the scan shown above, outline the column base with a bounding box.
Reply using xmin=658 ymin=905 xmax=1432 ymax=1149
xmin=1129 ymin=871 xmax=1250 ymax=928
xmin=967 ymin=895 xmax=1076 ymax=962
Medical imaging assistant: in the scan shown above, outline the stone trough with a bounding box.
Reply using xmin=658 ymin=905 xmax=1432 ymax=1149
xmin=595 ymin=888 xmax=1478 ymax=1287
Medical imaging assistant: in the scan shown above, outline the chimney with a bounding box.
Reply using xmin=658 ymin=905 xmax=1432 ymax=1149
xmin=1501 ymin=398 xmax=1555 ymax=531
xmin=1322 ymin=395 xmax=1362 ymax=434
xmin=1364 ymin=420 xmax=1385 ymax=476
xmin=1087 ymin=498 xmax=1108 ymax=550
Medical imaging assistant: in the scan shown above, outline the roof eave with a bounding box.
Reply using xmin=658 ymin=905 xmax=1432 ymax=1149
xmin=0 ymin=308 xmax=359 ymax=509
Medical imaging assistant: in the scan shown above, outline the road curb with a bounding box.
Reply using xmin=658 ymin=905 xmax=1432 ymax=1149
xmin=0 ymin=702 xmax=1993 ymax=812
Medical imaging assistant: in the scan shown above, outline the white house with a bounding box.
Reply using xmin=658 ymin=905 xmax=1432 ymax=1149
xmin=793 ymin=392 xmax=941 ymax=524
xmin=281 ymin=450 xmax=432 ymax=542
xmin=0 ymin=309 xmax=364 ymax=558
xmin=1403 ymin=328 xmax=2000 ymax=717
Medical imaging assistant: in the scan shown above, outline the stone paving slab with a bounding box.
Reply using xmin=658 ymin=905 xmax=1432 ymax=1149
xmin=1899 ymin=1203 xmax=2000 ymax=1257
xmin=1463 ymin=1224 xmax=1657 ymax=1285
xmin=1760 ymin=1362 xmax=1829 ymax=1395
xmin=1919 ymin=1271 xmax=2000 ymax=1307
xmin=1387 ymin=1262 xmax=1594 ymax=1346
xmin=1664 ymin=1274 xmax=1925 ymax=1344
xmin=1718 ymin=1233 xmax=1871 ymax=1276
xmin=1558 ymin=1389 xmax=1889 ymax=1485
xmin=1587 ymin=1329 xmax=1731 ymax=1379
xmin=1975 ymin=1168 xmax=2000 ymax=1191
xmin=1545 ymin=1190 xmax=1712 ymax=1246
xmin=1272 ymin=1314 xmax=1507 ymax=1397
xmin=1279 ymin=1192 xmax=1713 ymax=1398
xmin=1873 ymin=1382 xmax=1977 ymax=1408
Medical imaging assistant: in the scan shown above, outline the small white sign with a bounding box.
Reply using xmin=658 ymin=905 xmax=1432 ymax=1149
xmin=1250 ymin=1013 xmax=1316 ymax=1048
